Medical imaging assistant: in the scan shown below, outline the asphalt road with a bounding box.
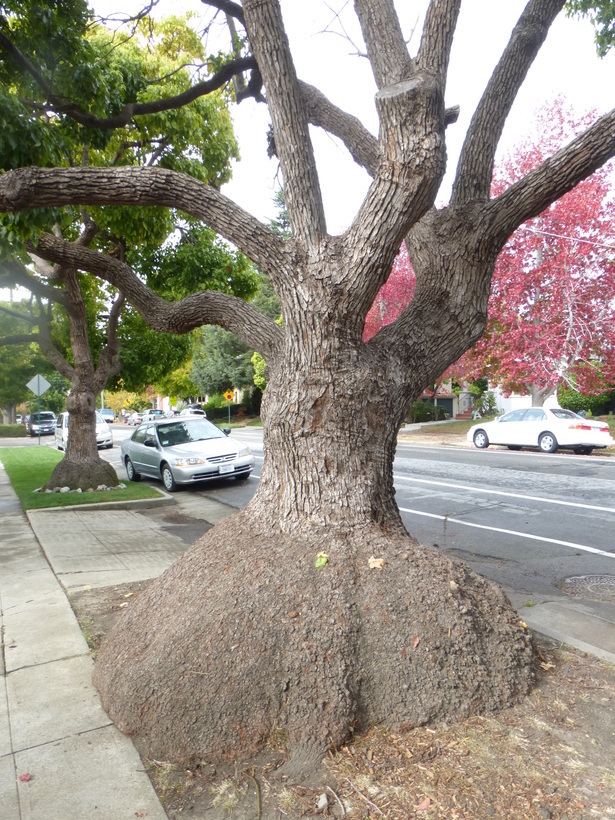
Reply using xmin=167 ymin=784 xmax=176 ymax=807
xmin=104 ymin=424 xmax=615 ymax=602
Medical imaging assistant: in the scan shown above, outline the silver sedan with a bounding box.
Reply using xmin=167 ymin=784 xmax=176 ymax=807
xmin=120 ymin=417 xmax=254 ymax=491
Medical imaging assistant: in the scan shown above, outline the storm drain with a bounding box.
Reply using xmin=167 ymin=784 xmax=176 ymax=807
xmin=560 ymin=575 xmax=615 ymax=604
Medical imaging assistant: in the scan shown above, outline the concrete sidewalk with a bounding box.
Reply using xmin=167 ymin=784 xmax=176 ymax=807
xmin=1 ymin=458 xmax=615 ymax=819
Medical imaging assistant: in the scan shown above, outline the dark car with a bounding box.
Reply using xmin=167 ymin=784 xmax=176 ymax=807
xmin=28 ymin=411 xmax=56 ymax=436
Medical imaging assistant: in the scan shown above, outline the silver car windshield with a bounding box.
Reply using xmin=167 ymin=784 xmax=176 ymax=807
xmin=157 ymin=419 xmax=226 ymax=447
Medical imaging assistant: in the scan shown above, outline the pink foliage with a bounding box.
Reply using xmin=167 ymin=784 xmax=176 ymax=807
xmin=450 ymin=98 xmax=615 ymax=397
xmin=363 ymin=243 xmax=416 ymax=341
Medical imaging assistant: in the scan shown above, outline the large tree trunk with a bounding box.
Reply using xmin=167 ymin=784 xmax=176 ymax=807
xmin=93 ymin=337 xmax=535 ymax=772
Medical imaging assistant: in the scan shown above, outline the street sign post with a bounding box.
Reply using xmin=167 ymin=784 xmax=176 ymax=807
xmin=26 ymin=374 xmax=51 ymax=445
xmin=224 ymin=390 xmax=234 ymax=426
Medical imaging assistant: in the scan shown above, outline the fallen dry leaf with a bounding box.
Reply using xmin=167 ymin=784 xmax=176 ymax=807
xmin=416 ymin=796 xmax=431 ymax=811
xmin=368 ymin=556 xmax=385 ymax=569
xmin=412 ymin=635 xmax=420 ymax=649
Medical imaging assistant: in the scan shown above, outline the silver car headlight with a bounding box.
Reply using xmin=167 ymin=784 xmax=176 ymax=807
xmin=173 ymin=457 xmax=206 ymax=466
xmin=238 ymin=446 xmax=252 ymax=457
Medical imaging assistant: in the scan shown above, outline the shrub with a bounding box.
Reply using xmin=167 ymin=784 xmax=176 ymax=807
xmin=558 ymin=386 xmax=615 ymax=416
xmin=0 ymin=424 xmax=27 ymax=438
xmin=406 ymin=402 xmax=447 ymax=423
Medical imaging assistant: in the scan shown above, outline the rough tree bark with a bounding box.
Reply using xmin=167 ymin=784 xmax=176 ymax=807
xmin=0 ymin=0 xmax=614 ymax=772
xmin=30 ymin=260 xmax=123 ymax=490
xmin=40 ymin=265 xmax=123 ymax=490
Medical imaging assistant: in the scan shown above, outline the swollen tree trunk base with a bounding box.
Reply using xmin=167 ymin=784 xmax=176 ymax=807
xmin=43 ymin=457 xmax=119 ymax=491
xmin=93 ymin=510 xmax=534 ymax=770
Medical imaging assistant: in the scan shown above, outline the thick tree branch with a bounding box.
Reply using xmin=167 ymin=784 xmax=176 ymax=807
xmin=489 ymin=108 xmax=615 ymax=242
xmin=243 ymin=0 xmax=326 ymax=243
xmin=417 ymin=0 xmax=462 ymax=80
xmin=0 ymin=332 xmax=39 ymax=346
xmin=300 ymin=81 xmax=380 ymax=177
xmin=204 ymin=0 xmax=245 ymax=26
xmin=354 ymin=0 xmax=414 ymax=88
xmin=0 ymin=302 xmax=37 ymax=325
xmin=0 ymin=166 xmax=286 ymax=274
xmin=94 ymin=292 xmax=125 ymax=392
xmin=31 ymin=301 xmax=76 ymax=382
xmin=31 ymin=232 xmax=284 ymax=360
xmin=451 ymin=0 xmax=566 ymax=206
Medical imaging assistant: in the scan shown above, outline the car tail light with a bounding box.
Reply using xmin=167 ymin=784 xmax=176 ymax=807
xmin=568 ymin=423 xmax=610 ymax=433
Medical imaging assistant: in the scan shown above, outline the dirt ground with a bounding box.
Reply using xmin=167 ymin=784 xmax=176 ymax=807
xmin=69 ymin=580 xmax=615 ymax=820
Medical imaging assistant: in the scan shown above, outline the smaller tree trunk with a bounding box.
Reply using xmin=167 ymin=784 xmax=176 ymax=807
xmin=529 ymin=384 xmax=555 ymax=407
xmin=43 ymin=389 xmax=118 ymax=490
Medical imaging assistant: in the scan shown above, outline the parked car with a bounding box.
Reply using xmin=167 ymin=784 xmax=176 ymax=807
xmin=121 ymin=417 xmax=254 ymax=491
xmin=179 ymin=407 xmax=207 ymax=417
xmin=15 ymin=414 xmax=23 ymax=424
xmin=100 ymin=408 xmax=115 ymax=423
xmin=55 ymin=411 xmax=113 ymax=450
xmin=142 ymin=408 xmax=165 ymax=422
xmin=27 ymin=411 xmax=56 ymax=436
xmin=467 ymin=407 xmax=614 ymax=455
xmin=127 ymin=411 xmax=144 ymax=426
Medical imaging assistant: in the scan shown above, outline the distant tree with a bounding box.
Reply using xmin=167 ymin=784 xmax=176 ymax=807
xmin=0 ymin=301 xmax=56 ymax=420
xmin=363 ymin=244 xmax=416 ymax=341
xmin=450 ymin=100 xmax=615 ymax=407
xmin=0 ymin=6 xmax=244 ymax=488
xmin=190 ymin=326 xmax=255 ymax=395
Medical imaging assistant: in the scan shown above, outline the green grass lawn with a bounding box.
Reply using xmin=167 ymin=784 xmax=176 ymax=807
xmin=0 ymin=447 xmax=163 ymax=510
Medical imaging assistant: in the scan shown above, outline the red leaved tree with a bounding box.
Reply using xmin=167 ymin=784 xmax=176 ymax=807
xmin=364 ymin=244 xmax=416 ymax=341
xmin=452 ymin=98 xmax=615 ymax=406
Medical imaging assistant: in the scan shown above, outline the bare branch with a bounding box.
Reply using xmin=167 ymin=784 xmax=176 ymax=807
xmin=94 ymin=292 xmax=125 ymax=391
xmin=243 ymin=0 xmax=326 ymax=242
xmin=451 ymin=0 xmax=566 ymax=206
xmin=204 ymin=0 xmax=245 ymax=26
xmin=0 ymin=259 xmax=70 ymax=308
xmin=300 ymin=81 xmax=380 ymax=177
xmin=417 ymin=0 xmax=462 ymax=80
xmin=0 ymin=332 xmax=41 ymax=346
xmin=32 ymin=298 xmax=76 ymax=381
xmin=354 ymin=0 xmax=414 ymax=88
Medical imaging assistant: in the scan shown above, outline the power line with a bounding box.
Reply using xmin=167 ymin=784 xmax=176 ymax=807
xmin=519 ymin=224 xmax=615 ymax=252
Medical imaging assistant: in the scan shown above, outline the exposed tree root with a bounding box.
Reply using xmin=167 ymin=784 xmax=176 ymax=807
xmin=93 ymin=509 xmax=535 ymax=770
xmin=43 ymin=457 xmax=119 ymax=491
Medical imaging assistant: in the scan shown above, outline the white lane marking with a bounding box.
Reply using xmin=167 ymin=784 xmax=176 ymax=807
xmin=393 ymin=474 xmax=615 ymax=515
xmin=398 ymin=506 xmax=615 ymax=559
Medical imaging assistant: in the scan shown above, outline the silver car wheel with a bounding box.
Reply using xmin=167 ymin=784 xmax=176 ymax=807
xmin=538 ymin=432 xmax=558 ymax=453
xmin=125 ymin=457 xmax=141 ymax=482
xmin=162 ymin=463 xmax=177 ymax=492
xmin=473 ymin=430 xmax=489 ymax=449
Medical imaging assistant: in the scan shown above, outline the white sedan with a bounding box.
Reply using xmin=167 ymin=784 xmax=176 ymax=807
xmin=467 ymin=407 xmax=614 ymax=455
